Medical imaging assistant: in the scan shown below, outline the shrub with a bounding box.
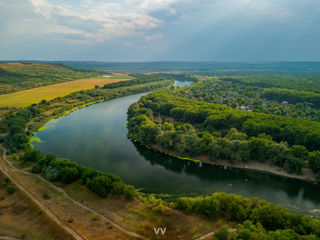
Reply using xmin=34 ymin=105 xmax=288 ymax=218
xmin=92 ymin=216 xmax=100 ymax=221
xmin=20 ymin=150 xmax=45 ymax=162
xmin=6 ymin=185 xmax=16 ymax=195
xmin=43 ymin=193 xmax=50 ymax=199
xmin=87 ymin=176 xmax=112 ymax=198
xmin=43 ymin=166 xmax=60 ymax=181
xmin=123 ymin=185 xmax=136 ymax=200
xmin=61 ymin=167 xmax=79 ymax=184
xmin=31 ymin=162 xmax=43 ymax=173
xmin=214 ymin=225 xmax=230 ymax=240
xmin=309 ymin=151 xmax=320 ymax=173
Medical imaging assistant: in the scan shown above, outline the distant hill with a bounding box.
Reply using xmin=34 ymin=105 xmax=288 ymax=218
xmin=0 ymin=62 xmax=99 ymax=94
xmin=58 ymin=61 xmax=320 ymax=76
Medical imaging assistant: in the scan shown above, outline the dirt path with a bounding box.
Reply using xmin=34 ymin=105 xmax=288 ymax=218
xmin=0 ymin=236 xmax=21 ymax=240
xmin=0 ymin=145 xmax=148 ymax=240
xmin=0 ymin=146 xmax=83 ymax=240
xmin=194 ymin=232 xmax=214 ymax=240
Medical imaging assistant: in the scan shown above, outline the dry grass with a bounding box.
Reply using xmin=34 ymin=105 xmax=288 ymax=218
xmin=63 ymin=183 xmax=220 ymax=240
xmin=0 ymin=76 xmax=131 ymax=108
xmin=0 ymin=172 xmax=73 ymax=240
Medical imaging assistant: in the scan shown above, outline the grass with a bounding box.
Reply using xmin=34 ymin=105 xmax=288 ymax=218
xmin=91 ymin=215 xmax=100 ymax=221
xmin=0 ymin=76 xmax=132 ymax=108
xmin=37 ymin=126 xmax=47 ymax=132
xmin=30 ymin=137 xmax=45 ymax=144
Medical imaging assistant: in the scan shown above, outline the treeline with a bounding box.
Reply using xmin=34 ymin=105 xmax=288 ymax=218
xmin=175 ymin=193 xmax=320 ymax=239
xmin=2 ymin=106 xmax=40 ymax=153
xmin=102 ymin=74 xmax=171 ymax=89
xmin=21 ymin=150 xmax=136 ymax=200
xmin=220 ymin=75 xmax=320 ymax=93
xmin=262 ymin=88 xmax=320 ymax=108
xmin=128 ymin=90 xmax=320 ymax=180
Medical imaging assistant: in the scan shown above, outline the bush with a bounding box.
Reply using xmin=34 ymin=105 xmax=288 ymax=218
xmin=309 ymin=151 xmax=320 ymax=173
xmin=92 ymin=216 xmax=100 ymax=221
xmin=87 ymin=176 xmax=112 ymax=198
xmin=43 ymin=166 xmax=60 ymax=181
xmin=61 ymin=167 xmax=79 ymax=184
xmin=79 ymin=167 xmax=99 ymax=184
xmin=6 ymin=185 xmax=16 ymax=195
xmin=43 ymin=193 xmax=50 ymax=199
xmin=214 ymin=225 xmax=230 ymax=240
xmin=20 ymin=150 xmax=45 ymax=162
xmin=123 ymin=185 xmax=136 ymax=200
xmin=31 ymin=162 xmax=43 ymax=173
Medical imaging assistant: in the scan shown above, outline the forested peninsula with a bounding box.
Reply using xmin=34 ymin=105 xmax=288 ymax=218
xmin=128 ymin=77 xmax=320 ymax=182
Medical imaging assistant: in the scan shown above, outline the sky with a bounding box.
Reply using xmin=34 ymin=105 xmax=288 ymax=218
xmin=0 ymin=0 xmax=320 ymax=61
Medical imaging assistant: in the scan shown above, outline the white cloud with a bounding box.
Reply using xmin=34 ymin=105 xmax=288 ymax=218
xmin=27 ymin=0 xmax=164 ymax=42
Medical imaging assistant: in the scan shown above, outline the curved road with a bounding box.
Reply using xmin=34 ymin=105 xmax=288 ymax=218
xmin=0 ymin=145 xmax=148 ymax=240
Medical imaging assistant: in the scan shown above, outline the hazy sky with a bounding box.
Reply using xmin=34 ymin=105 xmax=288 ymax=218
xmin=1 ymin=0 xmax=320 ymax=61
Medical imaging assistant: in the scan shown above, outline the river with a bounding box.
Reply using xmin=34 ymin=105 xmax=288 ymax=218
xmin=33 ymin=81 xmax=320 ymax=217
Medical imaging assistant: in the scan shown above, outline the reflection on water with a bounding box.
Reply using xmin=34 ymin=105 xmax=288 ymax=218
xmin=33 ymin=83 xmax=320 ymax=217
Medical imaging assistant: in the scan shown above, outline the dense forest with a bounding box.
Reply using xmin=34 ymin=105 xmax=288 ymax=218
xmin=128 ymin=78 xmax=320 ymax=181
xmin=0 ymin=62 xmax=99 ymax=94
xmin=177 ymin=79 xmax=320 ymax=122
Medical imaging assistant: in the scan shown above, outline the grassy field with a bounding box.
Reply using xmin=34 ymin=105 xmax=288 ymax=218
xmin=0 ymin=76 xmax=131 ymax=108
xmin=0 ymin=62 xmax=100 ymax=94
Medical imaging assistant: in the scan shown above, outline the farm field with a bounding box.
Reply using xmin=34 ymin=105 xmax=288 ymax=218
xmin=0 ymin=75 xmax=131 ymax=108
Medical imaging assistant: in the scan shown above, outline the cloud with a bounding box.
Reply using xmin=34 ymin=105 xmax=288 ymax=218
xmin=145 ymin=33 xmax=163 ymax=41
xmin=26 ymin=0 xmax=164 ymax=42
xmin=1 ymin=0 xmax=319 ymax=61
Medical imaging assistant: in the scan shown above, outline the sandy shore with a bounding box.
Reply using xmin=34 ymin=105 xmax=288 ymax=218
xmin=214 ymin=159 xmax=316 ymax=182
xmin=150 ymin=144 xmax=317 ymax=183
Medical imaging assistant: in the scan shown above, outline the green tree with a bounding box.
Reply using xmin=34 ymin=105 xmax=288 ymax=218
xmin=309 ymin=151 xmax=320 ymax=173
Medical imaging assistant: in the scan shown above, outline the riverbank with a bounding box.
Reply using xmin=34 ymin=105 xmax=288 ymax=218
xmin=130 ymin=137 xmax=317 ymax=183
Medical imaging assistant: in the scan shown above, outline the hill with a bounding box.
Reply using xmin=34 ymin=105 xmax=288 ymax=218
xmin=0 ymin=62 xmax=99 ymax=94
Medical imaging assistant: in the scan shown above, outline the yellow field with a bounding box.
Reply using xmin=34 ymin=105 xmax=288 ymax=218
xmin=0 ymin=76 xmax=131 ymax=108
